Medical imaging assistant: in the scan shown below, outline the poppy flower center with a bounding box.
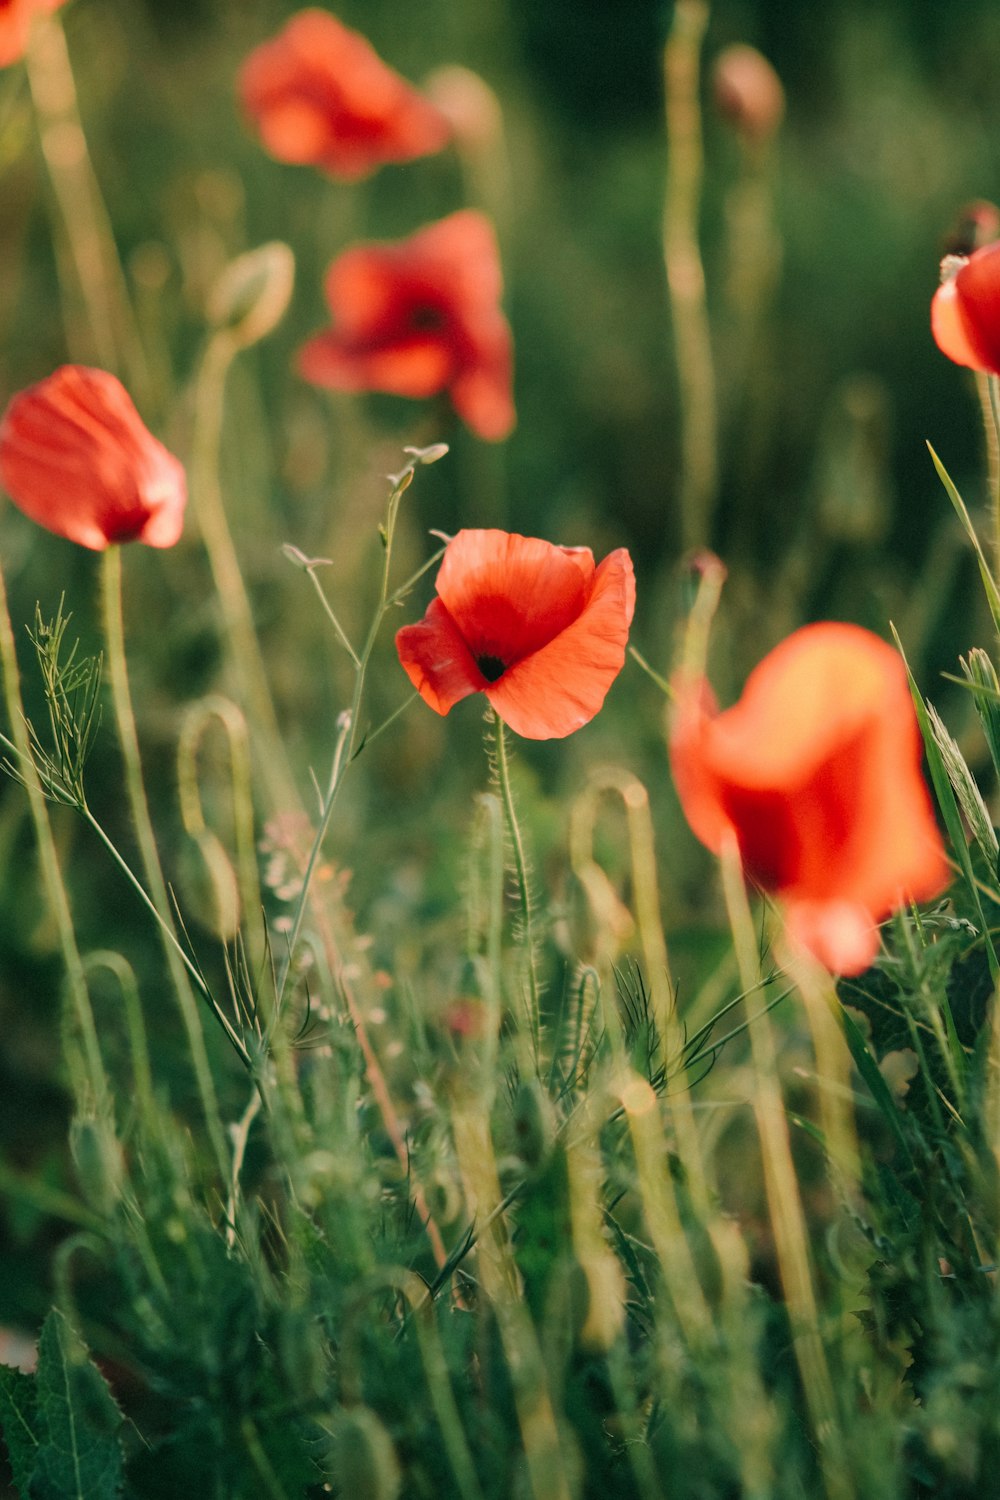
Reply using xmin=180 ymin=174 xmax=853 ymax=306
xmin=476 ymin=653 xmax=507 ymax=683
xmin=409 ymin=303 xmax=447 ymax=333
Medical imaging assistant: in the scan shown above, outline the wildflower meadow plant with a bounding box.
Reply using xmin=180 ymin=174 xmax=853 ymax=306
xmin=0 ymin=4 xmax=999 ymax=1499
xmin=0 ymin=365 xmax=187 ymax=549
xmin=669 ymin=620 xmax=949 ymax=973
xmin=298 ymin=211 xmax=516 ymax=440
xmin=239 ymin=8 xmax=451 ymax=178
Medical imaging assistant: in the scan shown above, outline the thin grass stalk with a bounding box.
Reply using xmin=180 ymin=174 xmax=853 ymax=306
xmin=719 ymin=837 xmax=850 ymax=1500
xmin=492 ymin=713 xmax=541 ymax=1061
xmin=570 ymin=769 xmax=708 ymax=1213
xmin=619 ymin=1072 xmax=712 ymax=1346
xmin=451 ymin=1092 xmax=574 ymax=1500
xmin=0 ymin=562 xmax=107 ymax=1109
xmin=99 ymin=544 xmax=229 ymax=1179
xmin=190 ymin=332 xmax=300 ymax=817
xmin=25 ymin=10 xmax=147 ymax=396
xmin=780 ymin=941 xmax=861 ymax=1201
xmin=663 ymin=0 xmax=718 ymax=551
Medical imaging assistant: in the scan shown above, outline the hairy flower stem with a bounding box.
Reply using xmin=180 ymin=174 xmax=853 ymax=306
xmin=492 ymin=714 xmax=541 ymax=1061
xmin=0 ymin=564 xmax=108 ymax=1110
xmin=987 ymin=374 xmax=1000 ymax=580
xmin=191 ymin=332 xmax=300 ymax=817
xmin=720 ymin=836 xmax=849 ymax=1500
xmin=100 ymin=545 xmax=229 ymax=1179
xmin=663 ymin=0 xmax=718 ymax=551
xmin=26 ymin=11 xmax=147 ymax=397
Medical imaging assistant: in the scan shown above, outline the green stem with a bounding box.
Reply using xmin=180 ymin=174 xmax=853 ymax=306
xmin=276 ymin=468 xmax=412 ymax=1004
xmin=304 ymin=565 xmax=359 ymax=666
xmin=192 ymin=332 xmax=301 ymax=817
xmin=492 ymin=712 xmax=541 ymax=1058
xmin=987 ymin=373 xmax=1000 ymax=580
xmin=0 ymin=563 xmax=108 ymax=1110
xmin=100 ymin=545 xmax=230 ymax=1177
xmin=663 ymin=0 xmax=718 ymax=551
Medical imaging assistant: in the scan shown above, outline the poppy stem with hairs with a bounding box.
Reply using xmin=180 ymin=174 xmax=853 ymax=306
xmin=192 ymin=328 xmax=301 ymax=817
xmin=0 ymin=561 xmax=109 ymax=1113
xmin=987 ymin=374 xmax=1000 ymax=579
xmin=99 ymin=544 xmax=232 ymax=1179
xmin=491 ymin=711 xmax=541 ymax=1062
xmin=718 ymin=834 xmax=847 ymax=1499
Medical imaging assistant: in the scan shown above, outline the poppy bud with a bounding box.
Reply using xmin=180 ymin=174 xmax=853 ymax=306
xmin=424 ymin=65 xmax=503 ymax=155
xmin=712 ymin=44 xmax=785 ymax=148
xmin=70 ymin=1116 xmax=124 ymax=1216
xmin=207 ymin=242 xmax=295 ymax=349
xmin=0 ymin=366 xmax=187 ymax=550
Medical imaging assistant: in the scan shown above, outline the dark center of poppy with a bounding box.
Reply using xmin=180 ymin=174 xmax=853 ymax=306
xmin=409 ymin=304 xmax=447 ymax=333
xmin=476 ymin=653 xmax=507 ymax=683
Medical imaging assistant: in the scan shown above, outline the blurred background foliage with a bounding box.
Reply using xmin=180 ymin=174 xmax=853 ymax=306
xmin=0 ymin=0 xmax=999 ymax=1342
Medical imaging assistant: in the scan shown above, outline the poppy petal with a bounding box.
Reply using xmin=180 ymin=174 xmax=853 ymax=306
xmin=931 ymin=277 xmax=991 ymax=372
xmin=485 ymin=548 xmax=635 ymax=738
xmin=297 ymin=332 xmax=452 ymax=397
xmin=947 ymin=243 xmax=1000 ymax=373
xmin=436 ymin=530 xmax=596 ymax=667
xmin=395 ymin=597 xmax=486 ymax=715
xmin=784 ymin=899 xmax=880 ymax=977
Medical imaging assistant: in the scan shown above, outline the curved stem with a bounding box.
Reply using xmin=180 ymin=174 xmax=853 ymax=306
xmin=191 ymin=332 xmax=300 ymax=817
xmin=100 ymin=545 xmax=230 ymax=1177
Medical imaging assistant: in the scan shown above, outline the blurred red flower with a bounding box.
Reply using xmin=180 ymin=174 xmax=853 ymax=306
xmin=298 ymin=210 xmax=515 ymax=441
xmin=0 ymin=0 xmax=65 ymax=68
xmin=932 ymin=241 xmax=1000 ymax=374
xmin=0 ymin=365 xmax=187 ymax=550
xmin=238 ymin=9 xmax=450 ymax=179
xmin=669 ymin=622 xmax=949 ymax=975
xmin=396 ymin=530 xmax=635 ymax=740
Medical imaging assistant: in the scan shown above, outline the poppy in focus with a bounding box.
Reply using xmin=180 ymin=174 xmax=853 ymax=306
xmin=669 ymin=622 xmax=949 ymax=975
xmin=298 ymin=211 xmax=515 ymax=441
xmin=0 ymin=365 xmax=187 ymax=550
xmin=931 ymin=241 xmax=1000 ymax=374
xmin=238 ymin=9 xmax=450 ymax=180
xmin=0 ymin=0 xmax=65 ymax=68
xmin=396 ymin=529 xmax=635 ymax=740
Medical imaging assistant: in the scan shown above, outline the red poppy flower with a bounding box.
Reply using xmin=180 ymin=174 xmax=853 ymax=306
xmin=0 ymin=0 xmax=66 ymax=69
xmin=298 ymin=211 xmax=515 ymax=441
xmin=931 ymin=241 xmax=1000 ymax=374
xmin=0 ymin=365 xmax=187 ymax=550
xmin=396 ymin=530 xmax=635 ymax=740
xmin=238 ymin=9 xmax=450 ymax=180
xmin=669 ymin=622 xmax=949 ymax=975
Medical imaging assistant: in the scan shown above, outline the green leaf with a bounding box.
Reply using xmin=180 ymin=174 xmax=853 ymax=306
xmin=0 ymin=1361 xmax=40 ymax=1496
xmin=927 ymin=442 xmax=1000 ymax=638
xmin=29 ymin=1309 xmax=124 ymax=1500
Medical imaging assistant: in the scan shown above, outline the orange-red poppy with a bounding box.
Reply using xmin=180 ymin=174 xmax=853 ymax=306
xmin=396 ymin=530 xmax=635 ymax=739
xmin=932 ymin=241 xmax=1000 ymax=374
xmin=238 ymin=9 xmax=450 ymax=179
xmin=669 ymin=622 xmax=949 ymax=975
xmin=0 ymin=365 xmax=187 ymax=550
xmin=298 ymin=211 xmax=515 ymax=442
xmin=0 ymin=0 xmax=65 ymax=68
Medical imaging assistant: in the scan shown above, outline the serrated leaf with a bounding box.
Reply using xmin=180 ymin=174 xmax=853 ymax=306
xmin=0 ymin=1361 xmax=40 ymax=1496
xmin=30 ymin=1309 xmax=123 ymax=1500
